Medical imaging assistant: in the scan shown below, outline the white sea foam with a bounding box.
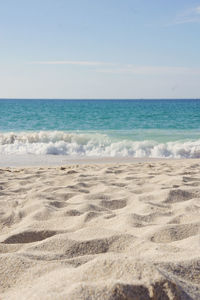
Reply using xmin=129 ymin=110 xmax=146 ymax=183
xmin=0 ymin=131 xmax=200 ymax=158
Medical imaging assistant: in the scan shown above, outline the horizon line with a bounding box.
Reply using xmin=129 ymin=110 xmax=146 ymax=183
xmin=0 ymin=98 xmax=200 ymax=101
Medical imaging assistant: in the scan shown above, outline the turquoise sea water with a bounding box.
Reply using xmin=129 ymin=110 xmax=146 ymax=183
xmin=0 ymin=99 xmax=200 ymax=158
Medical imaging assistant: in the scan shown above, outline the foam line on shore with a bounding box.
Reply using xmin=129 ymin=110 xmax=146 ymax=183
xmin=1 ymin=131 xmax=200 ymax=158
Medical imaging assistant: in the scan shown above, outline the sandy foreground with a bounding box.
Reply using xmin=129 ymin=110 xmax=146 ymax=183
xmin=0 ymin=160 xmax=200 ymax=299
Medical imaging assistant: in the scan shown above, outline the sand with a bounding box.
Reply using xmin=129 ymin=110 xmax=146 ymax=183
xmin=0 ymin=160 xmax=200 ymax=299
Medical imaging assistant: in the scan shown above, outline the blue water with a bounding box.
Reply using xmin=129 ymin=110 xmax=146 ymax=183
xmin=0 ymin=99 xmax=200 ymax=158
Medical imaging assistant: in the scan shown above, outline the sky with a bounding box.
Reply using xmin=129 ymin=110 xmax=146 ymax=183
xmin=0 ymin=0 xmax=200 ymax=99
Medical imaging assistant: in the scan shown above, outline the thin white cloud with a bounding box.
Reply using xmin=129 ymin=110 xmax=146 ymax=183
xmin=174 ymin=5 xmax=200 ymax=24
xmin=97 ymin=65 xmax=200 ymax=76
xmin=196 ymin=6 xmax=200 ymax=14
xmin=29 ymin=60 xmax=114 ymax=66
xmin=28 ymin=60 xmax=200 ymax=76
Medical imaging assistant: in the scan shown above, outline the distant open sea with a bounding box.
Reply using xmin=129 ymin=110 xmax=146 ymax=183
xmin=1 ymin=99 xmax=200 ymax=158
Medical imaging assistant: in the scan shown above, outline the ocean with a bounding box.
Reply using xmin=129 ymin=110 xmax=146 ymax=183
xmin=0 ymin=99 xmax=200 ymax=159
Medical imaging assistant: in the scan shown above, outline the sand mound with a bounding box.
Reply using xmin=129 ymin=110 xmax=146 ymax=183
xmin=1 ymin=160 xmax=200 ymax=299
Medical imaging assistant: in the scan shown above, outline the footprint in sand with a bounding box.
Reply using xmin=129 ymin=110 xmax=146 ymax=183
xmin=151 ymin=223 xmax=200 ymax=243
xmin=165 ymin=189 xmax=195 ymax=203
xmin=100 ymin=199 xmax=127 ymax=210
xmin=2 ymin=230 xmax=58 ymax=244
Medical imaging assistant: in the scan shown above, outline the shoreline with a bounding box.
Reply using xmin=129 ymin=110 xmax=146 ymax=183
xmin=0 ymin=154 xmax=199 ymax=168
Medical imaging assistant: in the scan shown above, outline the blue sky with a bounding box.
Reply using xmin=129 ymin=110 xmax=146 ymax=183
xmin=0 ymin=0 xmax=200 ymax=98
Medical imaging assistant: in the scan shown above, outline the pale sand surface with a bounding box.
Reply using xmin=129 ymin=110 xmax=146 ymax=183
xmin=0 ymin=160 xmax=200 ymax=299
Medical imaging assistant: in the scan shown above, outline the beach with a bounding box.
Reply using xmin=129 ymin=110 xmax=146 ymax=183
xmin=0 ymin=159 xmax=200 ymax=299
xmin=1 ymin=0 xmax=200 ymax=297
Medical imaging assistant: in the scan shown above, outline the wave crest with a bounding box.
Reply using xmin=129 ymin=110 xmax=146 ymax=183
xmin=0 ymin=131 xmax=200 ymax=158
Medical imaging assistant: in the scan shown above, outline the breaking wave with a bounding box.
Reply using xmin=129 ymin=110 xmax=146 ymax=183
xmin=0 ymin=131 xmax=200 ymax=158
